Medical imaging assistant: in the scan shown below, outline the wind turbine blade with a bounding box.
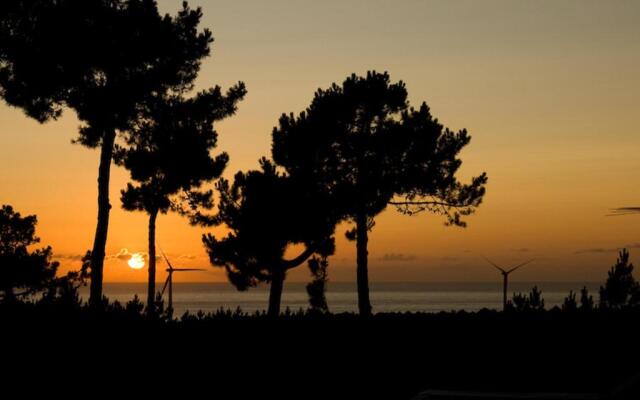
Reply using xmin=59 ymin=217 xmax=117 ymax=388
xmin=506 ymin=259 xmax=535 ymax=274
xmin=158 ymin=246 xmax=174 ymax=271
xmin=160 ymin=275 xmax=170 ymax=297
xmin=481 ymin=256 xmax=506 ymax=273
xmin=172 ymin=268 xmax=206 ymax=272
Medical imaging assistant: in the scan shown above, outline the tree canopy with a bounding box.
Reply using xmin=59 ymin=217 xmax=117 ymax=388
xmin=203 ymin=158 xmax=336 ymax=317
xmin=117 ymin=85 xmax=246 ymax=220
xmin=0 ymin=205 xmax=59 ymax=300
xmin=0 ymin=0 xmax=212 ymax=136
xmin=273 ymin=71 xmax=487 ymax=224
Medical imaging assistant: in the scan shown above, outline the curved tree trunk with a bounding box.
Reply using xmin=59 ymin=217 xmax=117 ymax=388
xmin=147 ymin=209 xmax=158 ymax=316
xmin=356 ymin=208 xmax=372 ymax=316
xmin=89 ymin=129 xmax=116 ymax=307
xmin=268 ymin=269 xmax=285 ymax=318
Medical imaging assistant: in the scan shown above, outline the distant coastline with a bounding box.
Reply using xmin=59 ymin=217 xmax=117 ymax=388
xmin=77 ymin=281 xmax=603 ymax=316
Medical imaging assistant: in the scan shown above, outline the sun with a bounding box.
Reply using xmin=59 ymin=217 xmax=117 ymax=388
xmin=128 ymin=253 xmax=146 ymax=270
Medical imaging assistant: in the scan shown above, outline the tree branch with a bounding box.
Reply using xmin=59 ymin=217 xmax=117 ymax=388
xmin=388 ymin=199 xmax=474 ymax=208
xmin=282 ymin=244 xmax=318 ymax=271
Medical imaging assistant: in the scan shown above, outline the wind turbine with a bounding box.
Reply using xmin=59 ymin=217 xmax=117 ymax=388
xmin=158 ymin=248 xmax=205 ymax=317
xmin=482 ymin=257 xmax=534 ymax=311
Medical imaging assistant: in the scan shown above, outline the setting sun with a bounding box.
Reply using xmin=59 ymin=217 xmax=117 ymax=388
xmin=128 ymin=253 xmax=145 ymax=270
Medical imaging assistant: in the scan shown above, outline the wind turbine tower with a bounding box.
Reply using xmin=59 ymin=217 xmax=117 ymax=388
xmin=482 ymin=257 xmax=534 ymax=311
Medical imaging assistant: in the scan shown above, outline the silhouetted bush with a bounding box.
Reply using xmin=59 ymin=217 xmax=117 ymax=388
xmin=580 ymin=286 xmax=595 ymax=311
xmin=599 ymin=249 xmax=640 ymax=309
xmin=562 ymin=290 xmax=578 ymax=312
xmin=508 ymin=286 xmax=545 ymax=312
xmin=0 ymin=205 xmax=60 ymax=301
xmin=306 ymin=256 xmax=330 ymax=313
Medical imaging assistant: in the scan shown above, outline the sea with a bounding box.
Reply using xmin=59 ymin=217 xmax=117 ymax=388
xmin=78 ymin=282 xmax=601 ymax=316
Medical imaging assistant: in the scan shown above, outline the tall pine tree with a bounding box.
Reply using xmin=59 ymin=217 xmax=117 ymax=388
xmin=117 ymin=85 xmax=246 ymax=316
xmin=273 ymin=71 xmax=487 ymax=315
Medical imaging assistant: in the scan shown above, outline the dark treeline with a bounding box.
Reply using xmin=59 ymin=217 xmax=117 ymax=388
xmin=3 ymin=293 xmax=640 ymax=399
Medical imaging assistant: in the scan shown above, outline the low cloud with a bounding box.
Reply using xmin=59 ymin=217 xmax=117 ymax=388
xmin=108 ymin=248 xmax=153 ymax=262
xmin=55 ymin=253 xmax=85 ymax=261
xmin=57 ymin=249 xmax=197 ymax=265
xmin=575 ymin=243 xmax=640 ymax=255
xmin=111 ymin=248 xmax=135 ymax=261
xmin=379 ymin=253 xmax=417 ymax=262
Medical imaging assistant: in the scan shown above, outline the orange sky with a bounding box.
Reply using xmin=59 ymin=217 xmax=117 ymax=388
xmin=1 ymin=0 xmax=639 ymax=284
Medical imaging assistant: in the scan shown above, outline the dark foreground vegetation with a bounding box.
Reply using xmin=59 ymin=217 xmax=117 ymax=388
xmin=3 ymin=300 xmax=640 ymax=399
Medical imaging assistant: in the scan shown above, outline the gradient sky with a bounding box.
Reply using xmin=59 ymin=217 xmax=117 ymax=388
xmin=1 ymin=0 xmax=639 ymax=284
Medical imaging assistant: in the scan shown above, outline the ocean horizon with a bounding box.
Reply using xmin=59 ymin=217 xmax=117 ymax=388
xmin=78 ymin=281 xmax=601 ymax=316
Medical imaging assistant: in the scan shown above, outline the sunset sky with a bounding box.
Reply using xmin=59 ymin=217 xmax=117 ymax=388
xmin=1 ymin=0 xmax=639 ymax=284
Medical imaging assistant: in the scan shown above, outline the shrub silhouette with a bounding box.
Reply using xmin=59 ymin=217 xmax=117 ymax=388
xmin=580 ymin=286 xmax=595 ymax=311
xmin=306 ymin=256 xmax=330 ymax=313
xmin=272 ymin=71 xmax=487 ymax=315
xmin=562 ymin=290 xmax=578 ymax=312
xmin=0 ymin=1 xmax=213 ymax=305
xmin=599 ymin=249 xmax=640 ymax=309
xmin=0 ymin=205 xmax=59 ymax=301
xmin=509 ymin=286 xmax=545 ymax=312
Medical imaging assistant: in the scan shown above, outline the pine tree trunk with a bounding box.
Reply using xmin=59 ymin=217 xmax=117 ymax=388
xmin=89 ymin=129 xmax=116 ymax=307
xmin=268 ymin=269 xmax=285 ymax=318
xmin=356 ymin=208 xmax=372 ymax=316
xmin=147 ymin=209 xmax=158 ymax=316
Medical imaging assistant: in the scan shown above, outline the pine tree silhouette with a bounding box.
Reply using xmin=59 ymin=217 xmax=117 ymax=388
xmin=203 ymin=159 xmax=336 ymax=317
xmin=599 ymin=249 xmax=640 ymax=309
xmin=580 ymin=286 xmax=594 ymax=311
xmin=116 ymin=85 xmax=246 ymax=316
xmin=562 ymin=290 xmax=578 ymax=312
xmin=509 ymin=286 xmax=545 ymax=312
xmin=272 ymin=71 xmax=487 ymax=315
xmin=0 ymin=205 xmax=59 ymax=301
